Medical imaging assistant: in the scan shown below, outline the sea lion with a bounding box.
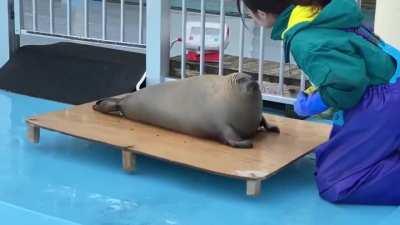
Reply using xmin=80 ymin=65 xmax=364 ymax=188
xmin=93 ymin=73 xmax=279 ymax=148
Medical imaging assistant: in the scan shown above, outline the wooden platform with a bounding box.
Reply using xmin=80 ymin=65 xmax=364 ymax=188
xmin=26 ymin=102 xmax=330 ymax=196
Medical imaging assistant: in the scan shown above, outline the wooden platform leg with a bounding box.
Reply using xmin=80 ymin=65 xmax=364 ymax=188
xmin=246 ymin=180 xmax=262 ymax=196
xmin=122 ymin=150 xmax=136 ymax=172
xmin=27 ymin=123 xmax=40 ymax=143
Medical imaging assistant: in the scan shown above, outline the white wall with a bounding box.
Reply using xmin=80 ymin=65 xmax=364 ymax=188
xmin=0 ymin=0 xmax=10 ymax=67
xmin=375 ymin=0 xmax=400 ymax=49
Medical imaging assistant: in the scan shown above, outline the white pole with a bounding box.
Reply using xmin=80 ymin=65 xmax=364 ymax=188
xmin=218 ymin=0 xmax=225 ymax=76
xmin=258 ymin=27 xmax=265 ymax=87
xmin=199 ymin=0 xmax=206 ymax=76
xmin=181 ymin=0 xmax=187 ymax=79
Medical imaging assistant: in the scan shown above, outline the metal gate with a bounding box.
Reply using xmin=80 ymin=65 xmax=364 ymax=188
xmin=168 ymin=0 xmax=364 ymax=104
xmin=174 ymin=0 xmax=306 ymax=104
xmin=11 ymin=0 xmax=146 ymax=53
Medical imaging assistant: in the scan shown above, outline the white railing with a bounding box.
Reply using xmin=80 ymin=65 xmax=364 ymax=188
xmin=177 ymin=0 xmax=305 ymax=105
xmin=20 ymin=0 xmax=145 ymax=49
xmin=172 ymin=0 xmax=363 ymax=104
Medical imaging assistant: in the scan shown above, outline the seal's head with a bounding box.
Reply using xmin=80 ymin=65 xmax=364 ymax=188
xmin=93 ymin=98 xmax=121 ymax=113
xmin=231 ymin=72 xmax=261 ymax=97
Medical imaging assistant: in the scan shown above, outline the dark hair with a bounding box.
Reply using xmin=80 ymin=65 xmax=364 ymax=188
xmin=237 ymin=0 xmax=331 ymax=15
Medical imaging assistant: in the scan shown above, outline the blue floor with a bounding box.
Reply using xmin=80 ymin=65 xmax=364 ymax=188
xmin=0 ymin=90 xmax=399 ymax=225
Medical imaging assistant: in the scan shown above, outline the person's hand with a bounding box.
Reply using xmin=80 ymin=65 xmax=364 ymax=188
xmin=294 ymin=92 xmax=329 ymax=117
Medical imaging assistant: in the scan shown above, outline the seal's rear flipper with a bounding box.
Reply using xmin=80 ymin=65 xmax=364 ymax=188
xmin=221 ymin=126 xmax=253 ymax=149
xmin=258 ymin=117 xmax=280 ymax=133
xmin=93 ymin=98 xmax=121 ymax=114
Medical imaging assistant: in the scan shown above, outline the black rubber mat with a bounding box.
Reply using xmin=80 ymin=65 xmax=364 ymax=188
xmin=0 ymin=42 xmax=146 ymax=104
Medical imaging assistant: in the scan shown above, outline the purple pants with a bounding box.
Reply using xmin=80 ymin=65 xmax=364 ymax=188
xmin=315 ymin=80 xmax=400 ymax=205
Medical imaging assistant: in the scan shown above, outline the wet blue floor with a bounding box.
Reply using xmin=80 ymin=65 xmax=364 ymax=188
xmin=0 ymin=90 xmax=399 ymax=225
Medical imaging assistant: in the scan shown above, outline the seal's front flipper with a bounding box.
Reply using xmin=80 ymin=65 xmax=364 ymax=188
xmin=227 ymin=139 xmax=253 ymax=149
xmin=258 ymin=117 xmax=280 ymax=133
xmin=222 ymin=127 xmax=253 ymax=149
xmin=93 ymin=98 xmax=121 ymax=114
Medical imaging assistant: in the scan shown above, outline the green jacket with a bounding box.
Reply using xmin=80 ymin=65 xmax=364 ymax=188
xmin=271 ymin=0 xmax=396 ymax=110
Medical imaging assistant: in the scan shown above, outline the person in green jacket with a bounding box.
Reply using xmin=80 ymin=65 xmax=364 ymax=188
xmin=237 ymin=0 xmax=400 ymax=205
